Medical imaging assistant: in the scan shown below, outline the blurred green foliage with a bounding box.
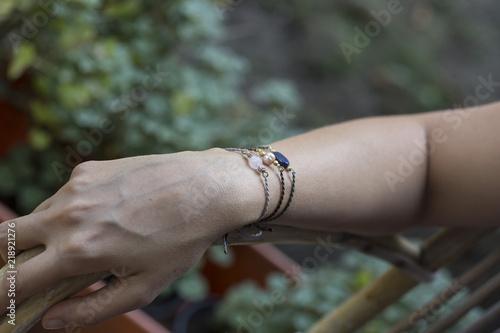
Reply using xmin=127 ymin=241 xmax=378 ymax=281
xmin=0 ymin=0 xmax=302 ymax=213
xmin=215 ymin=250 xmax=484 ymax=333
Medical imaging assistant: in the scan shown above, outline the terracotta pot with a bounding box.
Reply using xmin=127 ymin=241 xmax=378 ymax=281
xmin=203 ymin=244 xmax=296 ymax=295
xmin=0 ymin=100 xmax=28 ymax=158
xmin=0 ymin=201 xmax=171 ymax=333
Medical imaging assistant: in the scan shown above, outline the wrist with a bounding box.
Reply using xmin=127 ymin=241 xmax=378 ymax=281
xmin=209 ymin=148 xmax=273 ymax=229
xmin=202 ymin=148 xmax=283 ymax=233
xmin=208 ymin=148 xmax=289 ymax=230
xmin=164 ymin=148 xmax=286 ymax=242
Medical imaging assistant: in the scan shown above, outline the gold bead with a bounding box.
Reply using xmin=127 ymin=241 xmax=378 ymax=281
xmin=273 ymin=160 xmax=279 ymax=166
xmin=286 ymin=166 xmax=292 ymax=172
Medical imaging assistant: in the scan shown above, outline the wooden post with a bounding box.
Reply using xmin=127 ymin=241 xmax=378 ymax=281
xmin=388 ymin=247 xmax=500 ymax=333
xmin=218 ymin=225 xmax=432 ymax=281
xmin=0 ymin=226 xmax=488 ymax=333
xmin=306 ymin=228 xmax=493 ymax=333
xmin=0 ymin=224 xmax=426 ymax=332
xmin=0 ymin=246 xmax=110 ymax=333
xmin=456 ymin=299 xmax=500 ymax=333
xmin=423 ymin=272 xmax=500 ymax=333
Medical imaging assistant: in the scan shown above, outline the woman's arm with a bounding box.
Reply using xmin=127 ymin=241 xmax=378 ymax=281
xmin=0 ymin=102 xmax=498 ymax=329
xmin=271 ymin=101 xmax=500 ymax=234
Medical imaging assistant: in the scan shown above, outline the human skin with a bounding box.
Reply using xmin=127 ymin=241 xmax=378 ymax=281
xmin=0 ymin=101 xmax=498 ymax=329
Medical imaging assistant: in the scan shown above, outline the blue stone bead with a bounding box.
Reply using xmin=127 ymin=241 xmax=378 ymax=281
xmin=274 ymin=151 xmax=290 ymax=168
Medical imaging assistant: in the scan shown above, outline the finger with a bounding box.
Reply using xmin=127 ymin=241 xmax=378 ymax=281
xmin=0 ymin=213 xmax=47 ymax=262
xmin=42 ymin=275 xmax=158 ymax=329
xmin=0 ymin=250 xmax=50 ymax=313
xmin=0 ymin=248 xmax=93 ymax=313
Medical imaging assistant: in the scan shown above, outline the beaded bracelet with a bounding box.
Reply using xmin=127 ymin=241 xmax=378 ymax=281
xmin=223 ymin=146 xmax=296 ymax=253
xmin=225 ymin=148 xmax=271 ymax=221
xmin=252 ymin=146 xmax=296 ymax=222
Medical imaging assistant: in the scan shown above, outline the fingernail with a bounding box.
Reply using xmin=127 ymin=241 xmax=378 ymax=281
xmin=43 ymin=319 xmax=66 ymax=329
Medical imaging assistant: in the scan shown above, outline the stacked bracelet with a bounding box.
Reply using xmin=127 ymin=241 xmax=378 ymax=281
xmin=223 ymin=146 xmax=296 ymax=253
xmin=253 ymin=146 xmax=296 ymax=222
xmin=225 ymin=148 xmax=271 ymax=222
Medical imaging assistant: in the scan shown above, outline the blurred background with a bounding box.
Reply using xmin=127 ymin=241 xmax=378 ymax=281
xmin=1 ymin=0 xmax=500 ymax=214
xmin=1 ymin=0 xmax=500 ymax=332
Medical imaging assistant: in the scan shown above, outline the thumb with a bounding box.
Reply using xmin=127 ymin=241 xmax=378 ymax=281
xmin=42 ymin=275 xmax=157 ymax=329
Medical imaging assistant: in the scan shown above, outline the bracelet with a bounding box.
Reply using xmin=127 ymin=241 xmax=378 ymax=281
xmin=223 ymin=146 xmax=296 ymax=253
xmin=225 ymin=148 xmax=271 ymax=222
xmin=253 ymin=146 xmax=296 ymax=222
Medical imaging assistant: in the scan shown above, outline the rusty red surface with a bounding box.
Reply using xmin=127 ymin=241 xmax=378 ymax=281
xmin=0 ymin=101 xmax=28 ymax=158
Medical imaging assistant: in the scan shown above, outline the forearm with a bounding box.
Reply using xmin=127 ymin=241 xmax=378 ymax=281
xmin=269 ymin=114 xmax=428 ymax=235
xmin=230 ymin=102 xmax=500 ymax=235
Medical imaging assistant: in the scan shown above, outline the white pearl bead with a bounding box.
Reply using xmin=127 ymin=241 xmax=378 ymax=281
xmin=262 ymin=153 xmax=275 ymax=166
xmin=248 ymin=154 xmax=263 ymax=170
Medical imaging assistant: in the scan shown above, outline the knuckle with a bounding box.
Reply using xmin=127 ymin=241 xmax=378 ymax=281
xmin=66 ymin=175 xmax=92 ymax=194
xmin=54 ymin=199 xmax=94 ymax=226
xmin=72 ymin=161 xmax=96 ymax=175
xmin=57 ymin=233 xmax=92 ymax=260
xmin=65 ymin=200 xmax=91 ymax=221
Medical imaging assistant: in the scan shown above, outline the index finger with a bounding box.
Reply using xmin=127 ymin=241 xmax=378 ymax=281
xmin=0 ymin=213 xmax=48 ymax=263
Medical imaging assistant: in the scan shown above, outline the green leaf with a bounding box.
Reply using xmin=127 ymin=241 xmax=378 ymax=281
xmin=0 ymin=164 xmax=16 ymax=196
xmin=172 ymin=92 xmax=195 ymax=115
xmin=350 ymin=269 xmax=374 ymax=291
xmin=103 ymin=0 xmax=142 ymax=18
xmin=176 ymin=272 xmax=209 ymax=301
xmin=28 ymin=128 xmax=52 ymax=150
xmin=30 ymin=101 xmax=60 ymax=127
xmin=7 ymin=42 xmax=36 ymax=80
xmin=57 ymin=83 xmax=93 ymax=109
xmin=0 ymin=0 xmax=16 ymax=21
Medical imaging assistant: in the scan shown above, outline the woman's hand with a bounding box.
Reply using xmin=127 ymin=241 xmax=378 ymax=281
xmin=0 ymin=148 xmax=261 ymax=329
